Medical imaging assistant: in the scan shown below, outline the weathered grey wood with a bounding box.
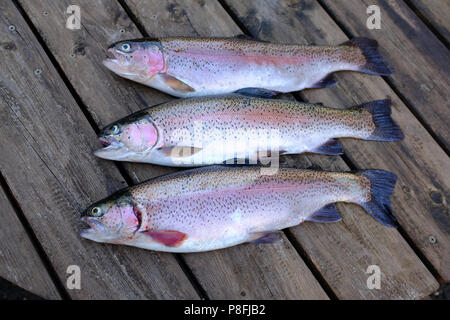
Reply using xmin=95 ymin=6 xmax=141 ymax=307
xmin=0 ymin=0 xmax=198 ymax=299
xmin=224 ymin=0 xmax=445 ymax=296
xmin=126 ymin=0 xmax=440 ymax=299
xmin=18 ymin=0 xmax=329 ymax=299
xmin=408 ymin=0 xmax=450 ymax=43
xmin=321 ymin=0 xmax=450 ymax=151
xmin=0 ymin=187 xmax=61 ymax=299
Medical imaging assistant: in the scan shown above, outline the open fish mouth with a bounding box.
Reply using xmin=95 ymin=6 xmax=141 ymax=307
xmin=103 ymin=48 xmax=122 ymax=70
xmin=98 ymin=136 xmax=116 ymax=147
xmin=80 ymin=216 xmax=107 ymax=239
xmin=94 ymin=137 xmax=128 ymax=160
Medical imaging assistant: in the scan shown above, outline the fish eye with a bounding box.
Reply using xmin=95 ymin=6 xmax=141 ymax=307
xmin=121 ymin=43 xmax=131 ymax=52
xmin=110 ymin=125 xmax=120 ymax=134
xmin=90 ymin=207 xmax=103 ymax=217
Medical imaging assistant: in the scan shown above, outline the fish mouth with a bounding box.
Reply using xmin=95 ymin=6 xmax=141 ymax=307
xmin=103 ymin=49 xmax=121 ymax=70
xmin=94 ymin=137 xmax=128 ymax=160
xmin=98 ymin=136 xmax=115 ymax=147
xmin=80 ymin=216 xmax=107 ymax=240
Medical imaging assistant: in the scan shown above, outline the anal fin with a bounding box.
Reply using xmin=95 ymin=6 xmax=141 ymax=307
xmin=311 ymin=139 xmax=344 ymax=155
xmin=248 ymin=231 xmax=283 ymax=244
xmin=306 ymin=203 xmax=342 ymax=223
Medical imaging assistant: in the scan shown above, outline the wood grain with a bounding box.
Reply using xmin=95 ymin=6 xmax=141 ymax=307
xmin=0 ymin=186 xmax=61 ymax=299
xmin=126 ymin=0 xmax=440 ymax=299
xmin=224 ymin=0 xmax=446 ymax=295
xmin=18 ymin=0 xmax=329 ymax=299
xmin=408 ymin=0 xmax=450 ymax=43
xmin=1 ymin=0 xmax=198 ymax=299
xmin=321 ymin=0 xmax=450 ymax=151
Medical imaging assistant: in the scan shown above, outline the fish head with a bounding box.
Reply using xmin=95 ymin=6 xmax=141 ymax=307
xmin=94 ymin=112 xmax=159 ymax=161
xmin=103 ymin=39 xmax=164 ymax=83
xmin=80 ymin=191 xmax=142 ymax=242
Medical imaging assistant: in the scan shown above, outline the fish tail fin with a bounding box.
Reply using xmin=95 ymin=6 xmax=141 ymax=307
xmin=357 ymin=170 xmax=398 ymax=227
xmin=357 ymin=99 xmax=404 ymax=141
xmin=342 ymin=37 xmax=393 ymax=76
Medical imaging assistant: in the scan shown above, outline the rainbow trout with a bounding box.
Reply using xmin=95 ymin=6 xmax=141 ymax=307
xmin=80 ymin=166 xmax=398 ymax=252
xmin=94 ymin=96 xmax=403 ymax=166
xmin=103 ymin=36 xmax=392 ymax=98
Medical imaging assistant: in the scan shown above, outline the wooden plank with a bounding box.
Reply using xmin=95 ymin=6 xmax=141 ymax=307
xmin=223 ymin=0 xmax=446 ymax=296
xmin=0 ymin=186 xmax=61 ymax=299
xmin=321 ymin=0 xmax=450 ymax=150
xmin=18 ymin=0 xmax=329 ymax=299
xmin=0 ymin=0 xmax=198 ymax=299
xmin=408 ymin=0 xmax=450 ymax=43
xmin=126 ymin=0 xmax=441 ymax=299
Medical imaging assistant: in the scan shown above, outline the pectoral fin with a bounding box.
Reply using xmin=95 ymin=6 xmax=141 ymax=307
xmin=142 ymin=230 xmax=188 ymax=247
xmin=248 ymin=231 xmax=283 ymax=244
xmin=159 ymin=74 xmax=195 ymax=92
xmin=158 ymin=146 xmax=202 ymax=158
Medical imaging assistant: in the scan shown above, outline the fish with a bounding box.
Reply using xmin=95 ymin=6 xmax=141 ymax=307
xmin=80 ymin=166 xmax=398 ymax=253
xmin=103 ymin=36 xmax=392 ymax=98
xmin=94 ymin=96 xmax=403 ymax=166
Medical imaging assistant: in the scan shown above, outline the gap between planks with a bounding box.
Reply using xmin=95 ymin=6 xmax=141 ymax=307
xmin=403 ymin=0 xmax=449 ymax=49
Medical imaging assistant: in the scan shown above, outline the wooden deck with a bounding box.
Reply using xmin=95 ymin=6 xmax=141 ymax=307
xmin=0 ymin=0 xmax=448 ymax=300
